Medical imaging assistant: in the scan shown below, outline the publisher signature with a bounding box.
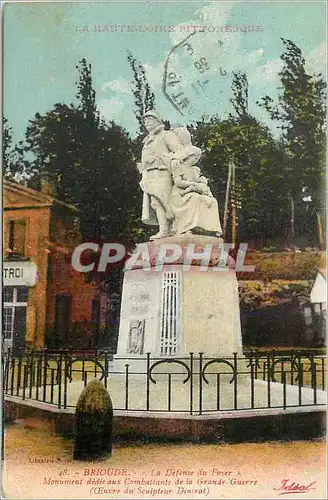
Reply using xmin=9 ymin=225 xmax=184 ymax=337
xmin=274 ymin=479 xmax=316 ymax=495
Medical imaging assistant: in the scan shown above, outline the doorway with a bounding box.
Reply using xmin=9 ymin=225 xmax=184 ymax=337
xmin=54 ymin=294 xmax=72 ymax=346
xmin=3 ymin=287 xmax=28 ymax=352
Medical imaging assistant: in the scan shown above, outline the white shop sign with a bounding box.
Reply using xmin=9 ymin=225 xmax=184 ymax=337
xmin=3 ymin=261 xmax=38 ymax=287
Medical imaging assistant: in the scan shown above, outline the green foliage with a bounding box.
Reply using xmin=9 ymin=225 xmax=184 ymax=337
xmin=243 ymin=250 xmax=323 ymax=279
xmin=24 ymin=60 xmax=143 ymax=243
xmin=3 ymin=117 xmax=12 ymax=167
xmin=260 ymin=38 xmax=326 ymax=230
xmin=127 ymin=50 xmax=156 ymax=136
xmin=9 ymin=39 xmax=326 ymax=251
xmin=126 ymin=50 xmax=161 ymax=241
xmin=3 ymin=117 xmax=30 ymax=180
xmin=190 ymin=57 xmax=326 ymax=246
xmin=193 ymin=73 xmax=290 ymax=243
xmin=230 ymin=71 xmax=249 ymax=120
xmin=274 ymin=281 xmax=312 ymax=298
xmin=239 ymin=279 xmax=312 ymax=310
xmin=76 ymin=58 xmax=99 ymax=125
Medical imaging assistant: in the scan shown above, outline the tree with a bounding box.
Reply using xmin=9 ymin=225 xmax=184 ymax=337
xmin=3 ymin=117 xmax=13 ymax=171
xmin=126 ymin=51 xmax=161 ymax=240
xmin=24 ymin=59 xmax=144 ymax=347
xmin=260 ymin=39 xmax=326 ymax=247
xmin=76 ymin=58 xmax=99 ymax=125
xmin=24 ymin=60 xmax=142 ymax=244
xmin=208 ymin=121 xmax=288 ymax=245
xmin=2 ymin=117 xmax=30 ymax=180
xmin=127 ymin=51 xmax=156 ymax=136
xmin=191 ymin=73 xmax=289 ymax=246
xmin=230 ymin=71 xmax=249 ymax=120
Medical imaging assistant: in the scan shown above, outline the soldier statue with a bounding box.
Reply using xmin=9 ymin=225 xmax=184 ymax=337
xmin=138 ymin=110 xmax=222 ymax=239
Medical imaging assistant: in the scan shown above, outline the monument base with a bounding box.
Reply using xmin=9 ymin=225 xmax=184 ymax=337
xmin=114 ymin=235 xmax=243 ymax=375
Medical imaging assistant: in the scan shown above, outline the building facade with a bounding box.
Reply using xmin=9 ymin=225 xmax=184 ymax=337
xmin=3 ymin=180 xmax=107 ymax=351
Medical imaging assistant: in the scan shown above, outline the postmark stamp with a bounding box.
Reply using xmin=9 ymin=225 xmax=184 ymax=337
xmin=163 ymin=31 xmax=230 ymax=117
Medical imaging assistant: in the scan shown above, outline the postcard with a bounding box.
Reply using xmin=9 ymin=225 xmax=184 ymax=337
xmin=1 ymin=0 xmax=327 ymax=499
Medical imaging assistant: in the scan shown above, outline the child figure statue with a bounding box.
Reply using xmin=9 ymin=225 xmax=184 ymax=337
xmin=171 ymin=145 xmax=212 ymax=198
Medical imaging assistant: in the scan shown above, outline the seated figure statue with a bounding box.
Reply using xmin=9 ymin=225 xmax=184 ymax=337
xmin=169 ymin=127 xmax=223 ymax=236
xmin=172 ymin=148 xmax=212 ymax=197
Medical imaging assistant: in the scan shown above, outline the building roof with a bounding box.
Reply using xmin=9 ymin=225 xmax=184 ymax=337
xmin=310 ymin=268 xmax=327 ymax=304
xmin=3 ymin=179 xmax=78 ymax=212
xmin=318 ymin=268 xmax=327 ymax=280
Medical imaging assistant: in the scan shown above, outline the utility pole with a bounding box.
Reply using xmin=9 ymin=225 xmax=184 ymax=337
xmin=231 ymin=161 xmax=237 ymax=245
xmin=316 ymin=212 xmax=324 ymax=250
xmin=289 ymin=194 xmax=295 ymax=249
xmin=223 ymin=161 xmax=232 ymax=240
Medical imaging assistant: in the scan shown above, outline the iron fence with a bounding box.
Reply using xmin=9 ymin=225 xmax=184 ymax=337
xmin=2 ymin=348 xmax=326 ymax=414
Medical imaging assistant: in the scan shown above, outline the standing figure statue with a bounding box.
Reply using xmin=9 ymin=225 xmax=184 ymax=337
xmin=138 ymin=110 xmax=222 ymax=239
xmin=138 ymin=110 xmax=183 ymax=240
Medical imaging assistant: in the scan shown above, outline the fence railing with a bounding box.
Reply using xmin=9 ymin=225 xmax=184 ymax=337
xmin=3 ymin=348 xmax=326 ymax=414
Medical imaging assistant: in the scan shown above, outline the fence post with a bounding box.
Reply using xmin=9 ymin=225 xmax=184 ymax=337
xmin=168 ymin=373 xmax=172 ymax=412
xmin=57 ymin=352 xmax=63 ymax=409
xmin=63 ymin=352 xmax=69 ymax=409
xmin=267 ymin=354 xmax=271 ymax=408
xmin=199 ymin=353 xmax=203 ymax=415
xmin=16 ymin=352 xmax=22 ymax=397
xmin=35 ymin=352 xmax=41 ymax=401
xmin=104 ymin=351 xmax=109 ymax=389
xmin=298 ymin=362 xmax=303 ymax=406
xmin=271 ymin=349 xmax=276 ymax=381
xmin=233 ymin=352 xmax=238 ymax=410
xmin=189 ymin=352 xmax=194 ymax=416
xmin=125 ymin=364 xmax=129 ymax=410
xmin=312 ymin=363 xmax=317 ymax=405
xmin=146 ymin=353 xmax=151 ymax=411
xmin=254 ymin=349 xmax=259 ymax=379
xmin=282 ymin=368 xmax=287 ymax=410
xmin=250 ymin=361 xmax=255 ymax=409
xmin=10 ymin=357 xmax=16 ymax=396
xmin=290 ymin=350 xmax=295 ymax=385
xmin=29 ymin=351 xmax=34 ymax=398
xmin=43 ymin=350 xmax=48 ymax=402
xmin=50 ymin=369 xmax=55 ymax=404
xmin=217 ymin=373 xmax=221 ymax=411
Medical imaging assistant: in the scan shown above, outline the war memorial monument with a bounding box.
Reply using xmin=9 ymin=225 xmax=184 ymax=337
xmin=4 ymin=110 xmax=326 ymax=440
xmin=111 ymin=110 xmax=326 ymax=422
xmin=116 ymin=110 xmax=243 ymax=365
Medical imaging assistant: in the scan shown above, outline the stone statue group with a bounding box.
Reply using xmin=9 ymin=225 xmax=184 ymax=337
xmin=138 ymin=110 xmax=223 ymax=240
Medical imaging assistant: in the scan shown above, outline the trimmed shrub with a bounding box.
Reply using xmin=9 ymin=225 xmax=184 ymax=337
xmin=73 ymin=379 xmax=113 ymax=461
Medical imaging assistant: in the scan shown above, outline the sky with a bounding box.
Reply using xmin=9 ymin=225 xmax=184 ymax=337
xmin=3 ymin=0 xmax=327 ymax=144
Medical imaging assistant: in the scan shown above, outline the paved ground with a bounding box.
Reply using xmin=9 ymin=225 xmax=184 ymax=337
xmin=2 ymin=418 xmax=326 ymax=499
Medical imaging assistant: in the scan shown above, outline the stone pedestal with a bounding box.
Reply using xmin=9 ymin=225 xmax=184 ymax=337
xmin=114 ymin=235 xmax=243 ymax=375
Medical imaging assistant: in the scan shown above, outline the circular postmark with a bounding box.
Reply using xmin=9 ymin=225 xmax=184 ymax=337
xmin=162 ymin=30 xmax=232 ymax=118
